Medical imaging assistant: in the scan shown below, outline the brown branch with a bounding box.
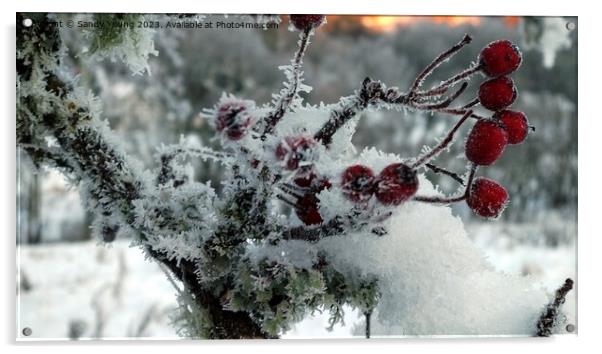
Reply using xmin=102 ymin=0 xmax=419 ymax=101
xmin=282 ymin=218 xmax=345 ymax=242
xmin=425 ymin=163 xmax=465 ymax=185
xmin=314 ymin=78 xmax=389 ymax=146
xmin=411 ymin=82 xmax=468 ymax=111
xmin=414 ymin=163 xmax=477 ymax=205
xmin=262 ymin=28 xmax=312 ymax=139
xmin=411 ymin=110 xmax=473 ymax=168
xmin=536 ymin=278 xmax=574 ymax=337
xmin=417 ymin=64 xmax=482 ymax=97
xmin=409 ymin=34 xmax=473 ymax=94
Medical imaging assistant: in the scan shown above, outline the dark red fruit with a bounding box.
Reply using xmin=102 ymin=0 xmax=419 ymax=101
xmin=467 ymin=177 xmax=509 ymax=218
xmin=295 ymin=193 xmax=323 ymax=225
xmin=215 ymin=100 xmax=254 ymax=140
xmin=293 ymin=170 xmax=331 ymax=191
xmin=290 ymin=15 xmax=325 ymax=32
xmin=276 ymin=135 xmax=318 ymax=170
xmin=375 ymin=163 xmax=418 ymax=206
xmin=465 ymin=119 xmax=508 ymax=166
xmin=479 ymin=40 xmax=522 ymax=77
xmin=294 ymin=178 xmax=331 ymax=225
xmin=341 ymin=165 xmax=376 ymax=203
xmin=495 ymin=110 xmax=529 ymax=144
xmin=478 ymin=76 xmax=517 ymax=111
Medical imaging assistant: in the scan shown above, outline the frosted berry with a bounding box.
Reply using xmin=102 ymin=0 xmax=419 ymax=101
xmin=478 ymin=76 xmax=517 ymax=111
xmin=293 ymin=170 xmax=331 ymax=191
xmin=294 ymin=177 xmax=331 ymax=225
xmin=467 ymin=177 xmax=509 ymax=218
xmin=495 ymin=110 xmax=529 ymax=144
xmin=295 ymin=193 xmax=323 ymax=225
xmin=214 ymin=100 xmax=254 ymax=140
xmin=479 ymin=40 xmax=522 ymax=77
xmin=290 ymin=15 xmax=325 ymax=32
xmin=465 ymin=119 xmax=508 ymax=166
xmin=375 ymin=163 xmax=418 ymax=206
xmin=341 ymin=165 xmax=376 ymax=203
xmin=276 ymin=135 xmax=318 ymax=170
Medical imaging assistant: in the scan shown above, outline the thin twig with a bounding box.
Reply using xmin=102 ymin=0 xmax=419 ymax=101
xmin=411 ymin=82 xmax=468 ymax=110
xmin=425 ymin=163 xmax=465 ymax=185
xmin=262 ymin=28 xmax=313 ymax=138
xmin=409 ymin=34 xmax=473 ymax=94
xmin=536 ymin=278 xmax=574 ymax=337
xmin=411 ymin=110 xmax=473 ymax=168
xmin=418 ymin=64 xmax=482 ymax=97
xmin=413 ymin=194 xmax=467 ymax=204
xmin=414 ymin=163 xmax=477 ymax=205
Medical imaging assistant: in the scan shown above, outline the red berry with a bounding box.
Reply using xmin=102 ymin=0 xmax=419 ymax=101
xmin=276 ymin=135 xmax=318 ymax=170
xmin=293 ymin=170 xmax=331 ymax=191
xmin=375 ymin=163 xmax=418 ymax=206
xmin=479 ymin=40 xmax=522 ymax=77
xmin=214 ymin=99 xmax=254 ymax=140
xmin=289 ymin=15 xmax=325 ymax=32
xmin=295 ymin=193 xmax=323 ymax=225
xmin=341 ymin=165 xmax=376 ymax=203
xmin=294 ymin=178 xmax=331 ymax=225
xmin=478 ymin=76 xmax=517 ymax=111
xmin=467 ymin=177 xmax=509 ymax=218
xmin=293 ymin=170 xmax=316 ymax=188
xmin=495 ymin=110 xmax=529 ymax=144
xmin=465 ymin=119 xmax=508 ymax=166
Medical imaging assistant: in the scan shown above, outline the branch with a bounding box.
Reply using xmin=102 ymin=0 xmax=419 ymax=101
xmin=411 ymin=109 xmax=473 ymax=168
xmin=409 ymin=34 xmax=472 ymax=94
xmin=425 ymin=163 xmax=465 ymax=185
xmin=417 ymin=64 xmax=482 ymax=97
xmin=413 ymin=163 xmax=477 ymax=205
xmin=262 ymin=28 xmax=313 ymax=138
xmin=536 ymin=278 xmax=574 ymax=337
xmin=314 ymin=78 xmax=390 ymax=146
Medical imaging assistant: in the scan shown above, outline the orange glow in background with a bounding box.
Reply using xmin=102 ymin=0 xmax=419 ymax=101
xmin=325 ymin=16 xmax=521 ymax=33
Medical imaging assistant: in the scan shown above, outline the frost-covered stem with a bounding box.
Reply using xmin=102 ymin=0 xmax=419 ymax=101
xmin=425 ymin=163 xmax=465 ymax=185
xmin=413 ymin=163 xmax=477 ymax=204
xmin=315 ymin=74 xmax=473 ymax=146
xmin=262 ymin=28 xmax=312 ymax=138
xmin=432 ymin=107 xmax=485 ymax=120
xmin=157 ymin=145 xmax=231 ymax=185
xmin=411 ymin=110 xmax=473 ymax=168
xmin=314 ymin=78 xmax=392 ymax=146
xmin=151 ymin=249 xmax=274 ymax=339
xmin=409 ymin=34 xmax=472 ymax=95
xmin=413 ymin=194 xmax=466 ymax=204
xmin=282 ymin=218 xmax=345 ymax=242
xmin=536 ymin=278 xmax=574 ymax=337
xmin=417 ymin=64 xmax=482 ymax=97
xmin=17 ymin=14 xmax=271 ymax=339
xmin=461 ymin=98 xmax=480 ymax=109
xmin=411 ymin=82 xmax=468 ymax=110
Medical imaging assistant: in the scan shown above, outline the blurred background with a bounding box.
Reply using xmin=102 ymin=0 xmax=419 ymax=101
xmin=17 ymin=15 xmax=577 ymax=339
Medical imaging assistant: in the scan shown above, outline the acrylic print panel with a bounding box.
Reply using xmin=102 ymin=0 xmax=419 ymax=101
xmin=16 ymin=13 xmax=577 ymax=340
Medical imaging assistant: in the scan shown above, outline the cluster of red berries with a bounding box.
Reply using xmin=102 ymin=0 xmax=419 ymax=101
xmin=464 ymin=40 xmax=529 ymax=218
xmin=211 ymin=35 xmax=530 ymax=224
xmin=341 ymin=163 xmax=418 ymax=206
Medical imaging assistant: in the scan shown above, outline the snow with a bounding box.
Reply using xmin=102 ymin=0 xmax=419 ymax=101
xmin=317 ymin=178 xmax=572 ymax=336
xmin=17 ymin=215 xmax=576 ymax=339
xmin=17 ymin=240 xmax=178 ymax=339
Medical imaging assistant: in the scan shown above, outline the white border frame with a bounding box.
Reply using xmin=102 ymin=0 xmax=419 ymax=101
xmin=2 ymin=1 xmax=597 ymax=354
